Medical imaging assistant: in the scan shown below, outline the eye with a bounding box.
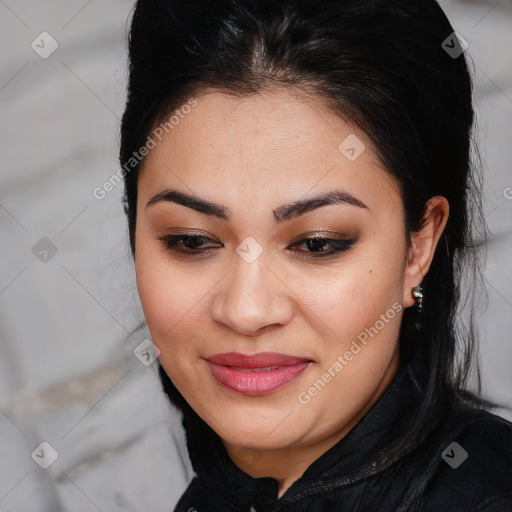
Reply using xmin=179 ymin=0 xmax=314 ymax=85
xmin=287 ymin=235 xmax=358 ymax=258
xmin=156 ymin=232 xmax=358 ymax=259
xmin=156 ymin=234 xmax=222 ymax=255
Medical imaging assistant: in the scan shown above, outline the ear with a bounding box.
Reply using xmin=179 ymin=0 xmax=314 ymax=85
xmin=403 ymin=196 xmax=450 ymax=308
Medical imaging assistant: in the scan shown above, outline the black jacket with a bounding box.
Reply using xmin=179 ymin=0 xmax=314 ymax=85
xmin=173 ymin=357 xmax=512 ymax=512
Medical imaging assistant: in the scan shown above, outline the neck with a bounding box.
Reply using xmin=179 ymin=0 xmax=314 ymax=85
xmin=224 ymin=428 xmax=352 ymax=498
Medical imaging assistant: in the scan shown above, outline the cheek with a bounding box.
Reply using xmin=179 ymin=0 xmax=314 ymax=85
xmin=135 ymin=248 xmax=202 ymax=344
xmin=135 ymin=257 xmax=171 ymax=335
xmin=293 ymin=248 xmax=405 ymax=338
xmin=135 ymin=252 xmax=205 ymax=393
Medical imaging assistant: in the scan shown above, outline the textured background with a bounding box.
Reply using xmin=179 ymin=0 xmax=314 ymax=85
xmin=0 ymin=1 xmax=511 ymax=510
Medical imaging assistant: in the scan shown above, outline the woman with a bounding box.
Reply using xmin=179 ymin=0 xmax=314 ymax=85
xmin=119 ymin=0 xmax=512 ymax=510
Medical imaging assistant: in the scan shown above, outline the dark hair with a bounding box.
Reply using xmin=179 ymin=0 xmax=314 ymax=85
xmin=120 ymin=0 xmax=492 ymax=467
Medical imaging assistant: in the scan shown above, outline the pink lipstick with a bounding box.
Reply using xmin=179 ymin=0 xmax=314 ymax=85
xmin=205 ymin=352 xmax=311 ymax=395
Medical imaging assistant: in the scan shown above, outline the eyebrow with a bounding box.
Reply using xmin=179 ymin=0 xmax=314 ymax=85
xmin=146 ymin=188 xmax=369 ymax=223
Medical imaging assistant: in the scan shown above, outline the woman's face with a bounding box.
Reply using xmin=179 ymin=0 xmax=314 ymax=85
xmin=135 ymin=89 xmax=416 ymax=453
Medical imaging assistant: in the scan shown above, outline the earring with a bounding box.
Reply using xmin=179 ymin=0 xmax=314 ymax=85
xmin=412 ymin=285 xmax=423 ymax=313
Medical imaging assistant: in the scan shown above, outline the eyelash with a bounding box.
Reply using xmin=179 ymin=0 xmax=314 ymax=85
xmin=155 ymin=233 xmax=357 ymax=259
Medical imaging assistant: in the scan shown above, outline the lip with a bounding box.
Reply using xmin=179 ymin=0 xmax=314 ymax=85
xmin=205 ymin=352 xmax=312 ymax=395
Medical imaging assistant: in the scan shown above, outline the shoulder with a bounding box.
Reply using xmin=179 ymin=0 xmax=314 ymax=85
xmin=417 ymin=403 xmax=512 ymax=511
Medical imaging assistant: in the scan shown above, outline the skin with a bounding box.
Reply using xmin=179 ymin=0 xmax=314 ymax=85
xmin=134 ymin=88 xmax=449 ymax=498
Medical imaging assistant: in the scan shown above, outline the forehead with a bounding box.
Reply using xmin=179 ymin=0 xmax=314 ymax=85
xmin=137 ymin=89 xmax=400 ymax=215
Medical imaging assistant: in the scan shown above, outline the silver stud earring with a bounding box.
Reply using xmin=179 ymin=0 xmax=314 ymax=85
xmin=412 ymin=285 xmax=423 ymax=313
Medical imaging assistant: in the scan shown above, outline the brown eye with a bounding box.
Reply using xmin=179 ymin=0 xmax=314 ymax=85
xmin=288 ymin=236 xmax=358 ymax=258
xmin=156 ymin=234 xmax=222 ymax=255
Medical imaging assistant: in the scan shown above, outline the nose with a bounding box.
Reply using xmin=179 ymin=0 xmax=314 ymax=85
xmin=209 ymin=252 xmax=295 ymax=336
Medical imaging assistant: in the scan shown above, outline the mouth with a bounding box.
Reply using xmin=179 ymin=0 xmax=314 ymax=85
xmin=204 ymin=352 xmax=312 ymax=395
